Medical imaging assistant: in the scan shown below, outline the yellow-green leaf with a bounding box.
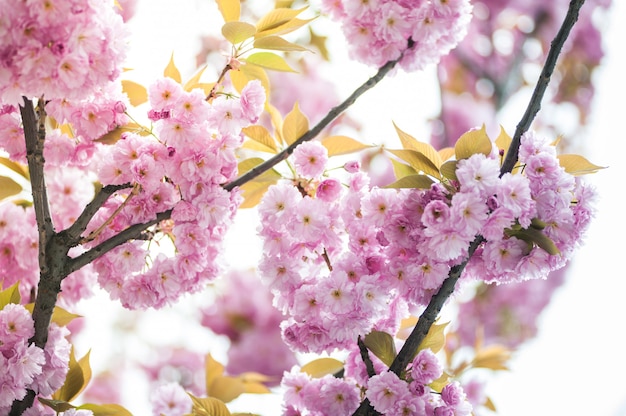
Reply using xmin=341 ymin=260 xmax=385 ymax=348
xmin=417 ymin=321 xmax=448 ymax=355
xmin=438 ymin=147 xmax=455 ymax=162
xmin=205 ymin=353 xmax=225 ymax=397
xmin=265 ymin=103 xmax=284 ymax=144
xmin=484 ymin=396 xmax=497 ymax=412
xmin=387 ymin=149 xmax=440 ymax=178
xmin=38 ymin=398 xmax=75 ymax=413
xmin=78 ymin=403 xmax=133 ymax=416
xmin=53 ymin=348 xmax=85 ymax=402
xmin=505 ymin=227 xmax=560 ymax=255
xmin=0 ymin=176 xmax=22 ymax=200
xmin=390 ymin=158 xmax=417 ymax=180
xmin=440 ymin=160 xmax=458 ymax=181
xmin=322 ymin=135 xmax=372 ymax=156
xmin=222 ymin=21 xmax=257 ymax=44
xmin=215 ymin=0 xmax=240 ymax=22
xmin=245 ymin=52 xmax=296 ymax=73
xmin=121 ymin=80 xmax=148 ymax=106
xmin=494 ymin=126 xmax=512 ymax=160
xmin=384 ymin=174 xmax=434 ymax=189
xmin=184 ymin=65 xmax=208 ymax=92
xmin=363 ymin=331 xmax=396 ymax=367
xmin=239 ymin=169 xmax=281 ymax=208
xmin=393 ymin=122 xmax=442 ymax=168
xmin=242 ymin=139 xmax=276 ymax=153
xmin=209 ymin=376 xmax=246 ymax=403
xmin=428 ymin=372 xmax=450 ymax=393
xmin=189 ymin=394 xmax=232 ymax=416
xmin=95 ymin=122 xmax=149 ymax=145
xmin=256 ymin=17 xmax=315 ymax=38
xmin=164 ymin=53 xmax=182 ymax=84
xmin=255 ymin=7 xmax=306 ymax=34
xmin=0 ymin=282 xmax=21 ymax=309
xmin=454 ymin=124 xmax=493 ymax=160
xmin=253 ymin=36 xmax=310 ymax=52
xmin=242 ymin=125 xmax=278 ymax=152
xmin=300 ymin=357 xmax=344 ymax=378
xmin=0 ymin=157 xmax=29 ymax=180
xmin=24 ymin=304 xmax=82 ymax=326
xmin=282 ymin=102 xmax=309 ymax=145
xmin=557 ymin=154 xmax=606 ymax=175
xmin=238 ymin=157 xmax=265 ymax=174
xmin=471 ymin=345 xmax=511 ymax=371
xmin=230 ymin=63 xmax=271 ymax=100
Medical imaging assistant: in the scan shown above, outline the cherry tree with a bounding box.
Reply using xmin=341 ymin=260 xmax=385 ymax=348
xmin=0 ymin=0 xmax=608 ymax=415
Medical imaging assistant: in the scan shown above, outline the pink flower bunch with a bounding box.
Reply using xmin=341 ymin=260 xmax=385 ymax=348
xmin=258 ymin=130 xmax=595 ymax=356
xmin=320 ymin=0 xmax=472 ymax=71
xmin=281 ymin=368 xmax=361 ymax=415
xmin=0 ymin=304 xmax=70 ymax=414
xmin=91 ymin=80 xmax=266 ymax=309
xmin=150 ymin=382 xmax=192 ymax=416
xmin=0 ymin=0 xmax=128 ymax=104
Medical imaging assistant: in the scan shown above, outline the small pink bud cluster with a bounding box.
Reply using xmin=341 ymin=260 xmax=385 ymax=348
xmin=0 ymin=0 xmax=128 ymax=104
xmin=0 ymin=304 xmax=70 ymax=414
xmin=92 ymin=80 xmax=266 ymax=309
xmin=320 ymin=0 xmax=472 ymax=71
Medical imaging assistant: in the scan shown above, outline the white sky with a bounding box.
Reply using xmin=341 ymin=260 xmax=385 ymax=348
xmin=74 ymin=1 xmax=626 ymax=414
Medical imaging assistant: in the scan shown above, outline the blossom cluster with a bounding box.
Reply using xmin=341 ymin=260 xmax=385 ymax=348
xmin=91 ymin=79 xmax=266 ymax=309
xmin=257 ymin=131 xmax=595 ymax=358
xmin=0 ymin=0 xmax=128 ymax=104
xmin=320 ymin=0 xmax=472 ymax=71
xmin=0 ymin=303 xmax=70 ymax=414
xmin=281 ymin=348 xmax=473 ymax=415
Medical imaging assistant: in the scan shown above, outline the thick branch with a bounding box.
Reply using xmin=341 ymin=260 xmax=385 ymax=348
xmin=224 ymin=38 xmax=416 ymax=191
xmin=63 ymin=183 xmax=132 ymax=246
xmin=500 ymin=0 xmax=586 ymax=175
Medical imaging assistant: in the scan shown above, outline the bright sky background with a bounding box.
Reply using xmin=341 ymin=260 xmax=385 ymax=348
xmin=74 ymin=0 xmax=626 ymax=415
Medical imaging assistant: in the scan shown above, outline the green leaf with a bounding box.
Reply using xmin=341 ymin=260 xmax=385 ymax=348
xmin=282 ymin=102 xmax=309 ymax=145
xmin=164 ymin=53 xmax=182 ymax=84
xmin=300 ymin=357 xmax=344 ymax=378
xmin=393 ymin=122 xmax=442 ymax=168
xmin=386 ymin=149 xmax=440 ymax=178
xmin=222 ymin=21 xmax=257 ymax=44
xmin=53 ymin=348 xmax=85 ymax=402
xmin=78 ymin=403 xmax=133 ymax=416
xmin=215 ymin=0 xmax=240 ymax=22
xmin=242 ymin=125 xmax=278 ymax=152
xmin=321 ymin=135 xmax=372 ymax=156
xmin=0 ymin=157 xmax=29 ymax=180
xmin=0 ymin=282 xmax=21 ymax=309
xmin=385 ymin=174 xmax=434 ymax=189
xmin=557 ymin=154 xmax=606 ymax=175
xmin=245 ymin=52 xmax=296 ymax=72
xmin=454 ymin=124 xmax=493 ymax=160
xmin=363 ymin=331 xmax=397 ymax=367
xmin=121 ymin=80 xmax=148 ymax=106
xmin=417 ymin=321 xmax=448 ymax=355
xmin=428 ymin=372 xmax=450 ymax=393
xmin=0 ymin=176 xmax=23 ymax=200
xmin=253 ymin=36 xmax=310 ymax=52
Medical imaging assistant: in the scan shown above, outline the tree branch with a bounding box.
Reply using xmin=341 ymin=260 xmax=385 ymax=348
xmin=353 ymin=1 xmax=587 ymax=414
xmin=223 ymin=38 xmax=416 ymax=191
xmin=66 ymin=209 xmax=172 ymax=275
xmin=500 ymin=0 xmax=586 ymax=176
